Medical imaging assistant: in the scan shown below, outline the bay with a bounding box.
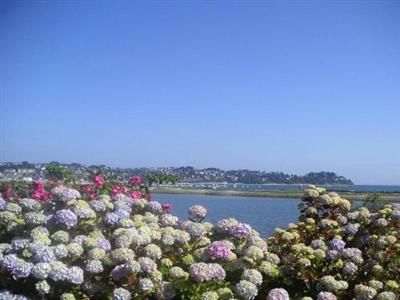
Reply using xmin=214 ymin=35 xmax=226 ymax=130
xmin=153 ymin=193 xmax=300 ymax=238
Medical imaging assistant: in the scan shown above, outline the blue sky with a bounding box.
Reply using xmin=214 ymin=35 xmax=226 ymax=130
xmin=1 ymin=1 xmax=399 ymax=184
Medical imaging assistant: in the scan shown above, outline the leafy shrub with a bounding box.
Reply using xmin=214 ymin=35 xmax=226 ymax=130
xmin=0 ymin=181 xmax=398 ymax=300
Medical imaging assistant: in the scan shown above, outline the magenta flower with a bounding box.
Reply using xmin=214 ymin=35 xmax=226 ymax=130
xmin=112 ymin=186 xmax=121 ymax=194
xmin=80 ymin=184 xmax=92 ymax=193
xmin=162 ymin=203 xmax=172 ymax=213
xmin=31 ymin=180 xmax=51 ymax=201
xmin=130 ymin=191 xmax=141 ymax=199
xmin=128 ymin=176 xmax=143 ymax=185
xmin=93 ymin=175 xmax=105 ymax=187
xmin=5 ymin=186 xmax=13 ymax=200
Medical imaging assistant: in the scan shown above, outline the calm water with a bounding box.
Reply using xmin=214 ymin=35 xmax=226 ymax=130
xmin=170 ymin=183 xmax=400 ymax=193
xmin=153 ymin=194 xmax=300 ymax=238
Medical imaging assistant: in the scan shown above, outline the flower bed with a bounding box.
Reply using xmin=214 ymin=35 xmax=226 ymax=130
xmin=0 ymin=179 xmax=398 ymax=300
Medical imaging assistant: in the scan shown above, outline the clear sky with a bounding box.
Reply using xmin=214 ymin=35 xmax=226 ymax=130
xmin=1 ymin=1 xmax=399 ymax=184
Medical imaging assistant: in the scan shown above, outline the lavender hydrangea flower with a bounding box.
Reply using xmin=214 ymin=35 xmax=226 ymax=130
xmin=0 ymin=198 xmax=6 ymax=210
xmin=267 ymin=288 xmax=290 ymax=300
xmin=189 ymin=262 xmax=225 ymax=282
xmin=68 ymin=266 xmax=84 ymax=284
xmin=209 ymin=263 xmax=226 ymax=280
xmin=0 ymin=289 xmax=29 ymax=300
xmin=343 ymin=261 xmax=358 ymax=275
xmin=11 ymin=237 xmax=30 ymax=251
xmin=311 ymin=239 xmax=326 ymax=250
xmin=235 ymin=280 xmax=258 ymax=300
xmin=34 ymin=247 xmax=56 ymax=263
xmin=147 ymin=201 xmax=163 ymax=213
xmin=329 ymin=239 xmax=346 ymax=251
xmin=115 ymin=209 xmax=130 ymax=219
xmin=11 ymin=260 xmax=33 ymax=279
xmin=85 ymin=259 xmax=104 ymax=274
xmin=342 ymin=248 xmax=363 ymax=264
xmin=89 ymin=199 xmax=107 ymax=212
xmin=32 ymin=262 xmax=52 ymax=279
xmin=95 ymin=238 xmax=112 ymax=251
xmin=189 ymin=262 xmax=213 ymax=282
xmin=49 ymin=262 xmax=69 ymax=281
xmin=326 ymin=250 xmax=341 ymax=261
xmin=317 ymin=291 xmax=337 ymax=300
xmin=1 ymin=254 xmax=20 ymax=270
xmin=343 ymin=223 xmax=360 ymax=235
xmin=111 ymin=264 xmax=136 ymax=281
xmin=54 ymin=209 xmax=78 ymax=228
xmin=183 ymin=222 xmax=207 ymax=238
xmin=188 ymin=205 xmax=207 ymax=219
xmin=138 ymin=278 xmax=154 ymax=292
xmin=207 ymin=240 xmax=232 ymax=261
xmin=103 ymin=212 xmax=120 ymax=226
xmin=230 ymin=222 xmax=252 ymax=238
xmin=53 ymin=187 xmax=80 ymax=201
xmin=112 ymin=287 xmax=131 ymax=300
xmin=138 ymin=257 xmax=157 ymax=273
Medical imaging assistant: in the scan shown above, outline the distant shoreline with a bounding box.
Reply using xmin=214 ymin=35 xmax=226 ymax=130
xmin=150 ymin=187 xmax=400 ymax=201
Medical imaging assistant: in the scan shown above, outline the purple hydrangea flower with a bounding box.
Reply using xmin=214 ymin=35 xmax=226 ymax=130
xmin=1 ymin=254 xmax=19 ymax=270
xmin=343 ymin=262 xmax=358 ymax=275
xmin=189 ymin=262 xmax=213 ymax=282
xmin=112 ymin=287 xmax=131 ymax=300
xmin=326 ymin=250 xmax=341 ymax=261
xmin=54 ymin=209 xmax=78 ymax=228
xmin=34 ymin=247 xmax=56 ymax=263
xmin=207 ymin=241 xmax=232 ymax=261
xmin=0 ymin=198 xmax=6 ymax=210
xmin=49 ymin=265 xmax=69 ymax=281
xmin=11 ymin=238 xmax=30 ymax=251
xmin=329 ymin=239 xmax=346 ymax=251
xmin=188 ymin=205 xmax=207 ymax=219
xmin=96 ymin=238 xmax=112 ymax=252
xmin=115 ymin=209 xmax=130 ymax=219
xmin=11 ymin=261 xmax=33 ymax=279
xmin=138 ymin=257 xmax=157 ymax=274
xmin=317 ymin=291 xmax=337 ymax=300
xmin=68 ymin=266 xmax=84 ymax=284
xmin=188 ymin=262 xmax=226 ymax=282
xmin=114 ymin=203 xmax=132 ymax=214
xmin=343 ymin=223 xmax=360 ymax=235
xmin=111 ymin=264 xmax=133 ymax=281
xmin=209 ymin=263 xmax=226 ymax=280
xmin=267 ymin=288 xmax=290 ymax=300
xmin=230 ymin=223 xmax=252 ymax=238
xmin=147 ymin=201 xmax=162 ymax=213
xmin=103 ymin=212 xmax=120 ymax=226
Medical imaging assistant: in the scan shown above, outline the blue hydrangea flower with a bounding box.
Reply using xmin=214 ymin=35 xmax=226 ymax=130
xmin=54 ymin=209 xmax=78 ymax=228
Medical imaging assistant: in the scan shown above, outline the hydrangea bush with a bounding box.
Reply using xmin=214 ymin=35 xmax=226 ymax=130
xmin=0 ymin=181 xmax=398 ymax=300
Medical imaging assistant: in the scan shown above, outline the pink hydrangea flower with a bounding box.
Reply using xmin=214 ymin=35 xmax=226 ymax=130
xmin=130 ymin=191 xmax=141 ymax=199
xmin=128 ymin=176 xmax=142 ymax=185
xmin=112 ymin=186 xmax=121 ymax=194
xmin=93 ymin=175 xmax=105 ymax=187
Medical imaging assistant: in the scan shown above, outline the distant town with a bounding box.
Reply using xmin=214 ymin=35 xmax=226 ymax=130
xmin=0 ymin=161 xmax=353 ymax=185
